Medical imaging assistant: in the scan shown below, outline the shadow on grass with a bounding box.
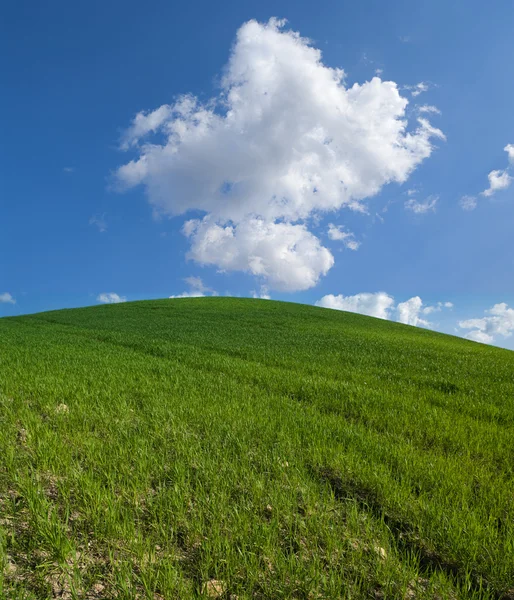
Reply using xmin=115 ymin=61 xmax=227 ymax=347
xmin=312 ymin=466 xmax=513 ymax=600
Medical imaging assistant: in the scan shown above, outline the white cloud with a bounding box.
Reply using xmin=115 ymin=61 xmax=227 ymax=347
xmin=459 ymin=195 xmax=477 ymax=211
xmin=327 ymin=224 xmax=360 ymax=250
xmin=0 ymin=292 xmax=15 ymax=304
xmin=183 ymin=276 xmax=212 ymax=294
xmin=251 ymin=286 xmax=271 ymax=299
xmin=465 ymin=144 xmax=514 ymax=202
xmin=169 ymin=290 xmax=205 ymax=298
xmin=396 ymin=296 xmax=431 ymax=327
xmin=405 ymin=82 xmax=429 ymax=97
xmin=422 ymin=300 xmax=453 ymax=315
xmin=317 ymin=292 xmax=452 ymax=329
xmin=116 ymin=19 xmax=443 ymax=291
xmin=120 ymin=105 xmax=173 ymax=150
xmin=418 ymin=105 xmax=441 ymax=115
xmin=405 ymin=195 xmax=438 ymax=214
xmin=170 ymin=275 xmax=218 ymax=298
xmin=316 ymin=292 xmax=395 ymax=319
xmin=459 ymin=303 xmax=514 ymax=345
xmin=97 ymin=292 xmax=126 ymax=304
xmin=465 ymin=329 xmax=494 ymax=344
xmin=480 ymin=145 xmax=514 ymax=197
xmin=89 ymin=214 xmax=107 ymax=233
xmin=481 ymin=169 xmax=512 ymax=197
xmin=184 ymin=217 xmax=334 ymax=292
xmin=417 ymin=118 xmax=446 ymax=142
xmin=397 ymin=298 xmax=453 ymax=326
xmin=504 ymin=143 xmax=514 ymax=164
xmin=344 ymin=240 xmax=360 ymax=251
xmin=63 ymin=167 xmax=75 ymax=173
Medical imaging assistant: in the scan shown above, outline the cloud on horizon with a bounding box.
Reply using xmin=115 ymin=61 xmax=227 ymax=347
xmin=169 ymin=276 xmax=218 ymax=298
xmin=316 ymin=292 xmax=394 ymax=319
xmin=316 ymin=291 xmax=453 ymax=329
xmin=97 ymin=292 xmax=126 ymax=304
xmin=459 ymin=303 xmax=514 ymax=344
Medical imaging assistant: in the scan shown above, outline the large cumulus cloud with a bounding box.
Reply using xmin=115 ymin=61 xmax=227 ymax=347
xmin=116 ymin=18 xmax=443 ymax=291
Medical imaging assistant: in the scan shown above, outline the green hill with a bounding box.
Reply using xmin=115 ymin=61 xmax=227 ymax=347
xmin=1 ymin=298 xmax=513 ymax=599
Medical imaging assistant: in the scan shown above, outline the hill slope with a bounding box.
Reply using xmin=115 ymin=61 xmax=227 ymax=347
xmin=1 ymin=298 xmax=513 ymax=599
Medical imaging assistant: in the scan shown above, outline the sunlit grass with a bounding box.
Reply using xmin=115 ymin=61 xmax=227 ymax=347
xmin=1 ymin=298 xmax=513 ymax=599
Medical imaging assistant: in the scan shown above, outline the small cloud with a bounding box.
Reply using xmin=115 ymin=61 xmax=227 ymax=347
xmin=120 ymin=105 xmax=174 ymax=150
xmin=459 ymin=195 xmax=477 ymax=211
xmin=360 ymin=52 xmax=373 ymax=65
xmin=465 ymin=329 xmax=494 ymax=344
xmin=399 ymin=35 xmax=411 ymax=43
xmin=464 ymin=143 xmax=514 ymax=202
xmin=397 ymin=296 xmax=431 ymax=327
xmin=0 ymin=292 xmax=15 ymax=304
xmin=97 ymin=292 xmax=126 ymax=304
xmin=89 ymin=214 xmax=107 ymax=233
xmin=374 ymin=68 xmax=383 ymax=76
xmin=418 ymin=105 xmax=441 ymax=115
xmin=505 ymin=143 xmax=514 ymax=164
xmin=422 ymin=301 xmax=453 ymax=315
xmin=404 ymin=82 xmax=429 ymax=97
xmin=397 ymin=297 xmax=451 ymax=327
xmin=405 ymin=195 xmax=438 ymax=214
xmin=481 ymin=169 xmax=512 ymax=197
xmin=63 ymin=167 xmax=75 ymax=173
xmin=169 ymin=290 xmax=205 ymax=298
xmin=480 ymin=144 xmax=514 ymax=197
xmin=417 ymin=118 xmax=446 ymax=141
xmin=459 ymin=303 xmax=514 ymax=345
xmin=327 ymin=224 xmax=361 ymax=250
xmin=170 ymin=276 xmax=218 ymax=298
xmin=251 ymin=286 xmax=271 ymax=300
xmin=184 ymin=276 xmax=207 ymax=292
xmin=345 ymin=240 xmax=360 ymax=251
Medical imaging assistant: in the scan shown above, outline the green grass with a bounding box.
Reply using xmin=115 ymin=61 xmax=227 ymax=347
xmin=1 ymin=297 xmax=514 ymax=599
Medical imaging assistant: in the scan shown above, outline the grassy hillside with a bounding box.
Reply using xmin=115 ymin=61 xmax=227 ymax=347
xmin=1 ymin=298 xmax=513 ymax=599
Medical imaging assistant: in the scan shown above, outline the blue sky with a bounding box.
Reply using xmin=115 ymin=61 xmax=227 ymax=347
xmin=1 ymin=0 xmax=513 ymax=348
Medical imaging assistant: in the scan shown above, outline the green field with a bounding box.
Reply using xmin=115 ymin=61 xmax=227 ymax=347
xmin=1 ymin=298 xmax=513 ymax=599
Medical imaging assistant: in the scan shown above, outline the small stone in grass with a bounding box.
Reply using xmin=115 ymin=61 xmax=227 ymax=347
xmin=202 ymin=579 xmax=226 ymax=598
xmin=90 ymin=582 xmax=105 ymax=596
